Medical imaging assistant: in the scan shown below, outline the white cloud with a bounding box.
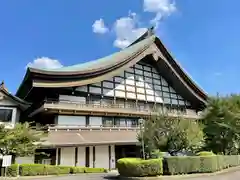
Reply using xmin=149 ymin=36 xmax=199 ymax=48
xmin=113 ymin=14 xmax=147 ymax=48
xmin=26 ymin=57 xmax=63 ymax=69
xmin=144 ymin=0 xmax=176 ymax=28
xmin=92 ymin=0 xmax=177 ymax=48
xmin=92 ymin=19 xmax=109 ymax=34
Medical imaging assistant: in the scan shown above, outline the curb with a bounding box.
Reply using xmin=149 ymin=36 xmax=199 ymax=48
xmin=0 ymin=172 xmax=110 ymax=179
xmin=118 ymin=166 xmax=240 ymax=180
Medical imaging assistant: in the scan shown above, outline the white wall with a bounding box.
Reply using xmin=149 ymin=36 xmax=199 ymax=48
xmin=57 ymin=115 xmax=86 ymax=126
xmin=0 ymin=93 xmax=17 ymax=106
xmin=95 ymin=145 xmax=109 ymax=169
xmin=15 ymin=156 xmax=34 ymax=164
xmin=77 ymin=147 xmax=85 ymax=167
xmin=60 ymin=147 xmax=75 ymax=166
xmin=89 ymin=116 xmax=102 ymax=126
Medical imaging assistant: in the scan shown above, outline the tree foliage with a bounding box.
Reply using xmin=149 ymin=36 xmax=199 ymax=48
xmin=0 ymin=122 xmax=44 ymax=158
xmin=138 ymin=115 xmax=205 ymax=156
xmin=202 ymin=94 xmax=240 ymax=155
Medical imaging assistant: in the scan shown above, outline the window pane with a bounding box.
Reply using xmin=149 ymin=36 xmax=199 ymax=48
xmin=103 ymin=81 xmax=113 ymax=88
xmin=102 ymin=117 xmax=114 ymax=127
xmin=115 ymin=118 xmax=126 ymax=127
xmin=89 ymin=86 xmax=101 ymax=94
xmin=0 ymin=109 xmax=12 ymax=122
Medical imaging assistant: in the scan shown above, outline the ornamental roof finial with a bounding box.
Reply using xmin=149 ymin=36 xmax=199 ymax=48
xmin=0 ymin=80 xmax=8 ymax=91
xmin=147 ymin=26 xmax=155 ymax=37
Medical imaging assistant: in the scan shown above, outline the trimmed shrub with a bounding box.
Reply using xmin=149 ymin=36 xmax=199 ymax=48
xmin=19 ymin=164 xmax=46 ymax=176
xmin=44 ymin=165 xmax=60 ymax=175
xmin=117 ymin=158 xmax=163 ymax=177
xmin=5 ymin=164 xmax=107 ymax=177
xmin=6 ymin=164 xmax=18 ymax=177
xmin=150 ymin=150 xmax=168 ymax=158
xmin=57 ymin=166 xmax=72 ymax=174
xmin=164 ymin=155 xmax=240 ymax=175
xmin=84 ymin=167 xmax=106 ymax=173
xmin=72 ymin=167 xmax=85 ymax=173
xmin=196 ymin=151 xmax=216 ymax=156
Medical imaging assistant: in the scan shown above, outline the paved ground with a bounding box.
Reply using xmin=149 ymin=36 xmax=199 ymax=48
xmin=183 ymin=170 xmax=240 ymax=180
xmin=3 ymin=167 xmax=240 ymax=180
xmin=15 ymin=173 xmax=118 ymax=180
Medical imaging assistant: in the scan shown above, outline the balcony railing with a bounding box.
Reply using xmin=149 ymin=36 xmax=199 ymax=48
xmin=45 ymin=99 xmax=152 ymax=113
xmin=36 ymin=99 xmax=201 ymax=119
xmin=47 ymin=124 xmax=140 ymax=131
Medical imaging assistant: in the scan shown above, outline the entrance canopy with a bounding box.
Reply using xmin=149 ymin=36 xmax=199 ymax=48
xmin=42 ymin=130 xmax=139 ymax=147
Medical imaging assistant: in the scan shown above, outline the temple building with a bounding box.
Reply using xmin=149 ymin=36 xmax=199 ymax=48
xmin=15 ymin=28 xmax=207 ymax=169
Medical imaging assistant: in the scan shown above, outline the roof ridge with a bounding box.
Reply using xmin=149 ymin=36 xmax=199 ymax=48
xmin=128 ymin=27 xmax=155 ymax=47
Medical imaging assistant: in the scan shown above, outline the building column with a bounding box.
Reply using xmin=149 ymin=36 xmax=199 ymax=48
xmin=75 ymin=147 xmax=78 ymax=167
xmin=55 ymin=148 xmax=58 ymax=165
xmin=89 ymin=146 xmax=93 ymax=168
xmin=110 ymin=145 xmax=116 ymax=169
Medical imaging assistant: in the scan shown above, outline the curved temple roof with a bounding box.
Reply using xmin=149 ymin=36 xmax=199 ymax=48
xmin=16 ymin=28 xmax=208 ymax=108
xmin=28 ymin=35 xmax=155 ymax=75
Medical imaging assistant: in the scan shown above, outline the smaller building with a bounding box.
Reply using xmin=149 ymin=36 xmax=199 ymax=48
xmin=0 ymin=81 xmax=30 ymax=128
xmin=0 ymin=81 xmax=34 ymax=164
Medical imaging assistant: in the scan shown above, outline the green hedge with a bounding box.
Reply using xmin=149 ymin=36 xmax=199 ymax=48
xmin=6 ymin=164 xmax=18 ymax=177
xmin=164 ymin=155 xmax=240 ymax=175
xmin=84 ymin=167 xmax=107 ymax=173
xmin=196 ymin=151 xmax=216 ymax=156
xmin=117 ymin=158 xmax=163 ymax=177
xmin=150 ymin=150 xmax=166 ymax=158
xmin=6 ymin=164 xmax=107 ymax=177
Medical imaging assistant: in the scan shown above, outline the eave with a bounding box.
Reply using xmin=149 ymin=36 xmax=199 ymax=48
xmin=0 ymin=83 xmax=31 ymax=110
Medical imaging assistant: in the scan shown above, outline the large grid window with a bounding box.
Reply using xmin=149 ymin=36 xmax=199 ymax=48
xmin=0 ymin=109 xmax=12 ymax=122
xmin=82 ymin=62 xmax=190 ymax=107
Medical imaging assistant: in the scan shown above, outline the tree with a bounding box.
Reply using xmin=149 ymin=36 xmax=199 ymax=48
xmin=0 ymin=122 xmax=45 ymax=161
xmin=138 ymin=114 xmax=204 ymax=157
xmin=202 ymin=95 xmax=240 ymax=155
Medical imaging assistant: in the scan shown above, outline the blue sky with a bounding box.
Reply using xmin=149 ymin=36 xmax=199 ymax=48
xmin=0 ymin=0 xmax=239 ymax=96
